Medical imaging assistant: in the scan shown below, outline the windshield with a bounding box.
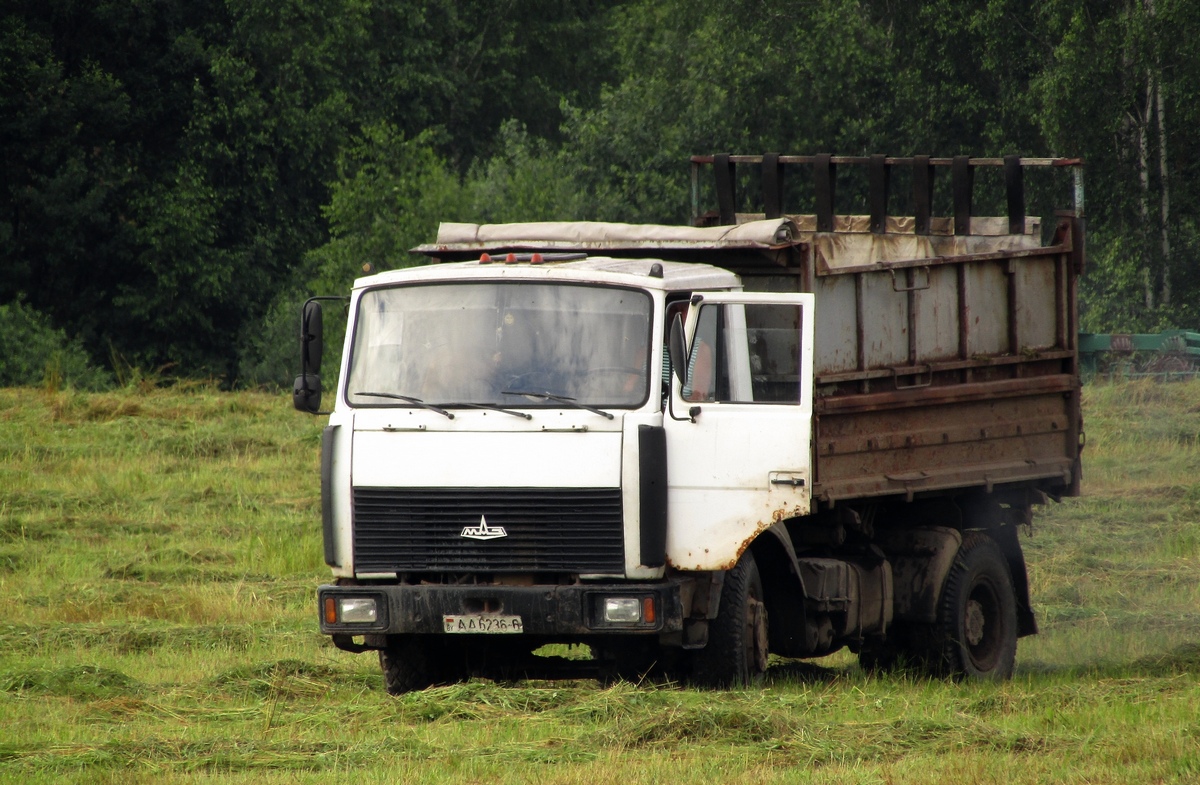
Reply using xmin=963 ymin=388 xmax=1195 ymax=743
xmin=345 ymin=282 xmax=653 ymax=409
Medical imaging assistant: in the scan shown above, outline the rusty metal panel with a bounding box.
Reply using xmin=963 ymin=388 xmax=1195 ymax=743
xmin=813 ymin=274 xmax=859 ymax=373
xmin=963 ymin=262 xmax=1010 ymax=356
xmin=1015 ymin=257 xmax=1058 ymax=350
xmin=809 ymin=236 xmax=1065 ymax=378
xmin=814 ymin=379 xmax=1078 ymax=503
xmin=913 ymin=265 xmax=961 ymax=363
xmin=860 ymin=272 xmax=909 ymax=368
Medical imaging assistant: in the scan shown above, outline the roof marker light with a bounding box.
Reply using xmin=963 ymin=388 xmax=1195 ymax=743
xmin=530 ymin=253 xmax=545 ymax=264
xmin=479 ymin=253 xmax=493 ymax=264
xmin=505 ymin=253 xmax=518 ymax=264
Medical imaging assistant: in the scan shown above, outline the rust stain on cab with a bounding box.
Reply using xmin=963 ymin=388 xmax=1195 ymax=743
xmin=667 ymin=511 xmax=791 ymax=572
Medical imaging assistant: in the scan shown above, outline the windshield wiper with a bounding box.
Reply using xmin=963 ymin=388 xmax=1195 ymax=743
xmin=500 ymin=390 xmax=615 ymax=420
xmin=354 ymin=392 xmax=454 ymax=419
xmin=443 ymin=402 xmax=532 ymax=420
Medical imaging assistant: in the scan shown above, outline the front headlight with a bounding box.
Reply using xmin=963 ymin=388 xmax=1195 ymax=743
xmin=324 ymin=595 xmax=379 ymax=625
xmin=338 ymin=597 xmax=378 ymax=623
xmin=603 ymin=597 xmax=643 ymax=623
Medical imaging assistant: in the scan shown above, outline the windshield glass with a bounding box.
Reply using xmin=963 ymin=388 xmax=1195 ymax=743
xmin=346 ymin=282 xmax=653 ymax=409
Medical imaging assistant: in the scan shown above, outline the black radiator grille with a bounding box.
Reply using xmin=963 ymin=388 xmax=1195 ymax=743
xmin=352 ymin=487 xmax=625 ymax=573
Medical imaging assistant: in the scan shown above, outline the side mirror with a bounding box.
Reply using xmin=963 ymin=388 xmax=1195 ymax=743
xmin=295 ymin=300 xmax=324 ymax=414
xmin=301 ymin=300 xmax=324 ymax=376
xmin=668 ymin=313 xmax=687 ymax=386
xmin=293 ymin=374 xmax=322 ymax=413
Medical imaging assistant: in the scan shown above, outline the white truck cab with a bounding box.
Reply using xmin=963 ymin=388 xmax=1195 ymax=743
xmin=304 ymin=221 xmax=826 ymax=690
xmin=329 ymin=252 xmax=814 ymax=579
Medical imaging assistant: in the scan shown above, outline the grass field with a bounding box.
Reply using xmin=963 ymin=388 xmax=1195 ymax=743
xmin=1 ymin=380 xmax=1197 ymax=784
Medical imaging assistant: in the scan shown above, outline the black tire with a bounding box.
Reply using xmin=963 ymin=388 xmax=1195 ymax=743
xmin=689 ymin=550 xmax=770 ymax=688
xmin=857 ymin=622 xmax=935 ymax=675
xmin=931 ymin=533 xmax=1018 ymax=680
xmin=379 ymin=637 xmax=464 ymax=695
xmin=592 ymin=639 xmax=661 ymax=686
xmin=857 ymin=637 xmax=903 ymax=675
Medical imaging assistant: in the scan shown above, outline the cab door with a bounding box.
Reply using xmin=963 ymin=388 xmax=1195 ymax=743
xmin=663 ymin=292 xmax=815 ymax=571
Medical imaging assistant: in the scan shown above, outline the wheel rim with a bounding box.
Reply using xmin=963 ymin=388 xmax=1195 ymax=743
xmin=963 ymin=577 xmax=1004 ymax=670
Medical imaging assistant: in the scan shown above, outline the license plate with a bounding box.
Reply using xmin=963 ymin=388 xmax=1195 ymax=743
xmin=442 ymin=614 xmax=524 ymax=634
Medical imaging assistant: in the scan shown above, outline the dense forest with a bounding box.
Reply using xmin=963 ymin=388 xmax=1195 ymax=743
xmin=1 ymin=0 xmax=1196 ymax=387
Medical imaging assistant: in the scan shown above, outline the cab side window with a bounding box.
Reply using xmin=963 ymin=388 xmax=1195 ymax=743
xmin=683 ymin=302 xmax=803 ymax=404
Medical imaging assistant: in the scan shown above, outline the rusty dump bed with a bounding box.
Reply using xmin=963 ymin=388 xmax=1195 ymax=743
xmin=696 ymin=154 xmax=1085 ymax=506
xmin=799 ymin=218 xmax=1082 ymax=505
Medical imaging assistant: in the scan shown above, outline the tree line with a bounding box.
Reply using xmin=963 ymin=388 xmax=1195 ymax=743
xmin=1 ymin=0 xmax=1195 ymax=387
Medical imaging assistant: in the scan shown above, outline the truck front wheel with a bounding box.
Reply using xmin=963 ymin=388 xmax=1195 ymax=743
xmin=689 ymin=551 xmax=770 ymax=688
xmin=933 ymin=533 xmax=1018 ymax=680
xmin=379 ymin=636 xmax=464 ymax=694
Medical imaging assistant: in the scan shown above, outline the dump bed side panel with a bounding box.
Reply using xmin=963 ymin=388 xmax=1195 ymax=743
xmin=808 ymin=220 xmax=1082 ymax=504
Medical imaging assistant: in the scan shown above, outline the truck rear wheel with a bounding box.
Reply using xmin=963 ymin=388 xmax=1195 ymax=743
xmin=689 ymin=550 xmax=769 ymax=688
xmin=932 ymin=533 xmax=1018 ymax=680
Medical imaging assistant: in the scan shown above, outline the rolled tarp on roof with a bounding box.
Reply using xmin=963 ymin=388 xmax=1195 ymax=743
xmin=414 ymin=216 xmax=1045 ymax=270
xmin=418 ymin=218 xmax=799 ymax=253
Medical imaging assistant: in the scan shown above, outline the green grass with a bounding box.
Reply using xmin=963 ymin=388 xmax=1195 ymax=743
xmin=1 ymin=381 xmax=1198 ymax=783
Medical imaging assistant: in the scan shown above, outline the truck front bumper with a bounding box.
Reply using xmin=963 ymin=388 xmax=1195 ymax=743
xmin=318 ymin=581 xmax=686 ymax=647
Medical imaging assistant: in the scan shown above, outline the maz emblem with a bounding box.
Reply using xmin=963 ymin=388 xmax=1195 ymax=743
xmin=461 ymin=515 xmax=508 ymax=541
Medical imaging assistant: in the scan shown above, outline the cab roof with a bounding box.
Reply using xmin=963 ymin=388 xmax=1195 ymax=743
xmin=355 ymin=255 xmax=741 ymax=293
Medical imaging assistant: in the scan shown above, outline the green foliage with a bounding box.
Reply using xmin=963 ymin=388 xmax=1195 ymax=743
xmin=0 ymin=2 xmax=251 ymax=374
xmin=235 ymin=291 xmax=308 ymax=390
xmin=1 ymin=0 xmax=618 ymax=380
xmin=464 ymin=121 xmax=585 ymax=224
xmin=1079 ymin=229 xmax=1149 ymax=333
xmin=306 ymin=124 xmax=462 ymax=293
xmin=236 ymin=289 xmax=348 ymax=390
xmin=1032 ymin=0 xmax=1200 ymax=324
xmin=5 ymin=0 xmax=1200 ymax=380
xmin=310 ymin=119 xmax=591 ymax=291
xmin=561 ymin=0 xmax=897 ymax=222
xmin=878 ymin=0 xmax=1046 ymax=154
xmin=0 ymin=301 xmax=111 ymax=390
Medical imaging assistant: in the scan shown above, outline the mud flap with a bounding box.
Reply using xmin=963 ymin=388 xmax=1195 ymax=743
xmin=990 ymin=524 xmax=1038 ymax=637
